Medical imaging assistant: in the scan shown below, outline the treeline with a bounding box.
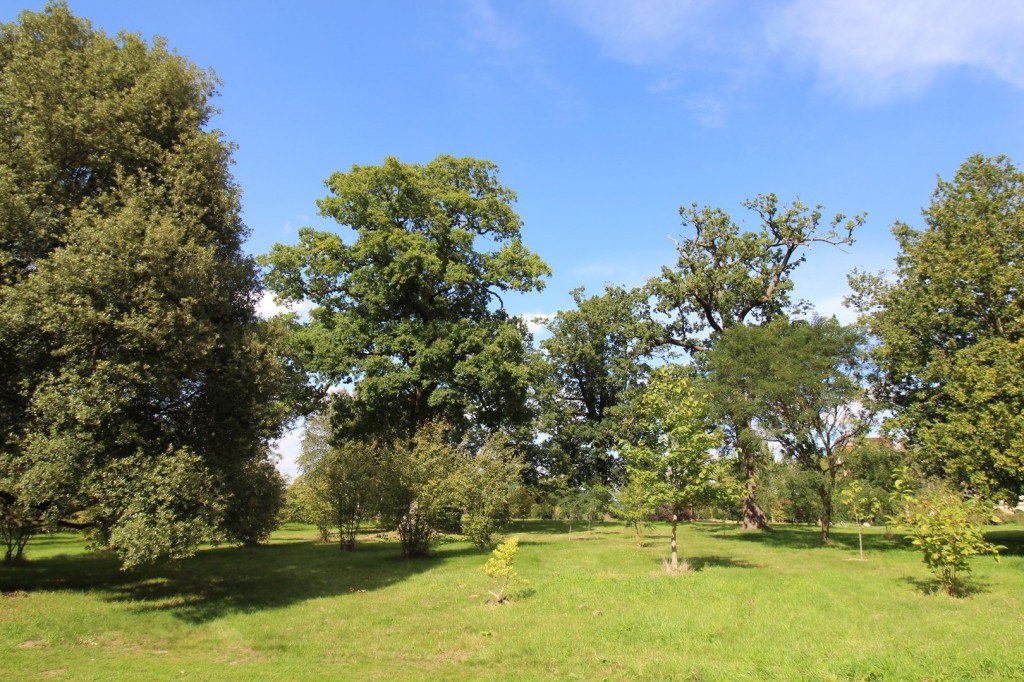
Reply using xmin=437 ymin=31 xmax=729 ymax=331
xmin=2 ymin=5 xmax=1021 ymax=577
xmin=274 ymin=146 xmax=1023 ymax=563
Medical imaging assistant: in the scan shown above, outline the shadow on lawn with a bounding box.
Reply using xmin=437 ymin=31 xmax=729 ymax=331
xmin=0 ymin=533 xmax=486 ymax=624
xmin=985 ymin=529 xmax=1024 ymax=556
xmin=697 ymin=524 xmax=910 ymax=553
xmin=686 ymin=555 xmax=758 ymax=571
xmin=899 ymin=575 xmax=991 ymax=598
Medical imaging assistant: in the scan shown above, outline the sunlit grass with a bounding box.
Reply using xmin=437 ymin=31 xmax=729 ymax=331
xmin=2 ymin=520 xmax=1022 ymax=680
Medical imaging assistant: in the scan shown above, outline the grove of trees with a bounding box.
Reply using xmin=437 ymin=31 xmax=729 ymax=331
xmin=3 ymin=4 xmax=1021 ymax=588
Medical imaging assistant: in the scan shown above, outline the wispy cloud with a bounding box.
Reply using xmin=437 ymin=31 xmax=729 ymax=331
xmin=767 ymin=0 xmax=1024 ymax=103
xmin=685 ymin=94 xmax=726 ymax=128
xmin=463 ymin=0 xmax=523 ymax=51
xmin=552 ymin=0 xmax=713 ymax=65
xmin=554 ymin=0 xmax=1024 ymax=108
xmin=458 ymin=0 xmax=582 ymax=112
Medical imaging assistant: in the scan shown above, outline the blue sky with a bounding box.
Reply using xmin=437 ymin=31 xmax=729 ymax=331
xmin=6 ymin=0 xmax=1024 ymax=476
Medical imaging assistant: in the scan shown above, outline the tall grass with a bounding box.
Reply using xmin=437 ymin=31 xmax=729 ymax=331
xmin=2 ymin=521 xmax=1022 ymax=680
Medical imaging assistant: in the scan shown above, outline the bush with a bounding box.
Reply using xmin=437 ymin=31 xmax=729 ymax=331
xmin=893 ymin=480 xmax=1002 ymax=595
xmin=482 ymin=536 xmax=527 ymax=603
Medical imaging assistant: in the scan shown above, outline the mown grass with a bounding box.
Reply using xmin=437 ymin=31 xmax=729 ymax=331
xmin=2 ymin=521 xmax=1023 ymax=681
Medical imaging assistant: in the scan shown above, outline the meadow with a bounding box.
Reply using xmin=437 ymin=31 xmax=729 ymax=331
xmin=2 ymin=521 xmax=1023 ymax=681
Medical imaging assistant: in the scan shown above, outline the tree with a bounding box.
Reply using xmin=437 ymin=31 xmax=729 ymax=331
xmin=850 ymin=155 xmax=1024 ymax=501
xmin=0 ymin=4 xmax=305 ymax=566
xmin=839 ymin=479 xmax=882 ymax=560
xmin=649 ymin=194 xmax=863 ymax=529
xmin=892 ymin=478 xmax=1002 ymax=596
xmin=453 ymin=435 xmax=525 ymax=547
xmin=619 ymin=367 xmax=728 ymax=571
xmin=261 ymin=155 xmax=550 ymax=445
xmin=482 ymin=536 xmax=528 ymax=603
xmin=844 ymin=439 xmax=908 ymax=534
xmin=579 ymin=482 xmax=612 ymax=533
xmin=536 ymin=286 xmax=664 ymax=485
xmin=298 ymin=412 xmax=381 ymax=551
xmin=703 ymin=317 xmax=872 ymax=544
xmin=613 ymin=476 xmax=659 ymax=547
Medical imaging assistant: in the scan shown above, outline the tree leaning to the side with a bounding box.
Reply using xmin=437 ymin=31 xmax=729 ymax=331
xmin=850 ymin=155 xmax=1024 ymax=502
xmin=649 ymin=194 xmax=864 ymax=529
xmin=0 ymin=3 xmax=305 ymax=566
xmin=619 ymin=367 xmax=729 ymax=572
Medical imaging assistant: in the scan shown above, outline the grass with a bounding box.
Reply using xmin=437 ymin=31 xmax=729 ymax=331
xmin=2 ymin=521 xmax=1023 ymax=681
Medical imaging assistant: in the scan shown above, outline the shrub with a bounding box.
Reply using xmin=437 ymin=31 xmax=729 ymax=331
xmin=482 ymin=536 xmax=528 ymax=603
xmin=893 ymin=479 xmax=1002 ymax=595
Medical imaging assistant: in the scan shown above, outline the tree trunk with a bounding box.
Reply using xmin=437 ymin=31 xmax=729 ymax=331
xmin=819 ymin=467 xmax=837 ymax=545
xmin=738 ymin=422 xmax=770 ymax=530
xmin=741 ymin=456 xmax=770 ymax=530
xmin=819 ymin=514 xmax=830 ymax=544
xmin=819 ymin=491 xmax=832 ymax=545
xmin=670 ymin=510 xmax=679 ymax=570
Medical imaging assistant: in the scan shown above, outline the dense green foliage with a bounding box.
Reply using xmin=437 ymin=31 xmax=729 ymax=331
xmin=649 ymin=194 xmax=864 ymax=529
xmin=481 ymin=535 xmax=527 ymax=603
xmin=704 ymin=318 xmax=871 ymax=543
xmin=619 ymin=367 xmax=730 ymax=569
xmin=851 ymin=154 xmax=1024 ymax=500
xmin=0 ymin=3 xmax=303 ymax=567
xmin=297 ymin=412 xmax=379 ymax=550
xmin=536 ymin=286 xmax=663 ymax=484
xmin=893 ymin=478 xmax=1003 ymax=595
xmin=261 ymin=155 xmax=550 ymax=444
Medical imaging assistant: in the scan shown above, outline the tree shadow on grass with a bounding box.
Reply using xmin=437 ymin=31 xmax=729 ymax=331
xmin=985 ymin=529 xmax=1024 ymax=556
xmin=899 ymin=575 xmax=991 ymax=598
xmin=698 ymin=524 xmax=910 ymax=553
xmin=686 ymin=555 xmax=758 ymax=571
xmin=0 ymin=533 xmax=484 ymax=624
xmin=507 ymin=520 xmax=572 ymax=535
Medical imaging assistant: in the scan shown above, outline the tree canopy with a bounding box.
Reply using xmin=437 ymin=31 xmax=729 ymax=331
xmin=535 ymin=285 xmax=664 ymax=484
xmin=619 ymin=366 xmax=728 ymax=570
xmin=850 ymin=154 xmax=1024 ymax=500
xmin=704 ymin=317 xmax=871 ymax=543
xmin=649 ymin=194 xmax=863 ymax=528
xmin=261 ymin=155 xmax=550 ymax=444
xmin=0 ymin=3 xmax=303 ymax=566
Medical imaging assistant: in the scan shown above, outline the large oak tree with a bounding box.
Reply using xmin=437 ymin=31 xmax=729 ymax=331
xmin=649 ymin=194 xmax=863 ymax=528
xmin=535 ymin=285 xmax=665 ymax=485
xmin=262 ymin=155 xmax=550 ymax=445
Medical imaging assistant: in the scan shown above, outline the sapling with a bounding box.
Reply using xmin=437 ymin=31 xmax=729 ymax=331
xmin=840 ymin=479 xmax=881 ymax=560
xmin=482 ymin=536 xmax=527 ymax=603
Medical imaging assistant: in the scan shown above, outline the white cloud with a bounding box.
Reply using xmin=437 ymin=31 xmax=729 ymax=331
xmin=255 ymin=289 xmax=313 ymax=320
xmin=553 ymin=0 xmax=712 ymax=65
xmin=521 ymin=311 xmax=553 ymax=336
xmin=768 ymin=0 xmax=1024 ymax=102
xmin=464 ymin=0 xmax=523 ymax=50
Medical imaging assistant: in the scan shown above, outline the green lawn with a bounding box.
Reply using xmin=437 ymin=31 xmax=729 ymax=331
xmin=2 ymin=521 xmax=1023 ymax=681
